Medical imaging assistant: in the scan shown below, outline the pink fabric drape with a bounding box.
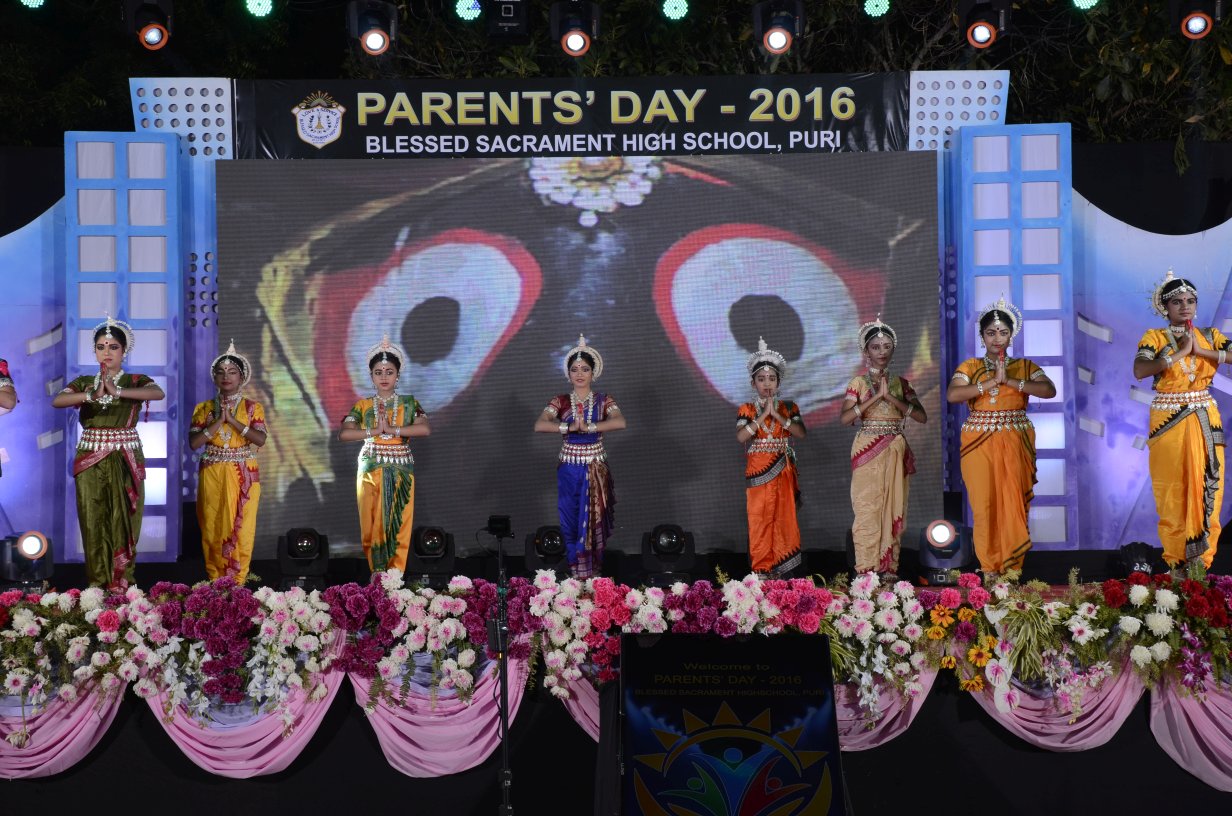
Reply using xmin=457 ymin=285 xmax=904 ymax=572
xmin=560 ymin=677 xmax=602 ymax=741
xmin=349 ymin=656 xmax=530 ymax=778
xmin=972 ymin=667 xmax=1144 ymax=751
xmin=146 ymin=669 xmax=346 ymax=778
xmin=834 ymin=669 xmax=938 ymax=751
xmin=0 ymin=689 xmax=123 ymax=779
xmin=1150 ymin=682 xmax=1232 ymax=792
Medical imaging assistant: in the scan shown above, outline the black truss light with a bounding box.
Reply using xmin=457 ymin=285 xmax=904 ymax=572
xmin=550 ymin=1 xmax=600 ymax=57
xmin=640 ymin=523 xmax=697 ymax=587
xmin=407 ymin=525 xmax=456 ymax=587
xmin=347 ymin=0 xmax=398 ymax=56
xmin=753 ymin=0 xmax=804 ymax=56
xmin=0 ymin=531 xmax=54 ymax=591
xmin=125 ymin=0 xmax=173 ymax=51
xmin=1171 ymin=0 xmax=1223 ymax=39
xmin=525 ymin=525 xmax=568 ymax=578
xmin=278 ymin=527 xmax=329 ymax=589
xmin=959 ymin=0 xmax=1011 ymax=49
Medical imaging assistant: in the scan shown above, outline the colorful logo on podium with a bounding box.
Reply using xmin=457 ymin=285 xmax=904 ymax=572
xmin=631 ymin=701 xmax=835 ymax=815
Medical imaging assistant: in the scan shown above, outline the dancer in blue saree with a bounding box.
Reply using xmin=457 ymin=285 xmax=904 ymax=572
xmin=534 ymin=335 xmax=626 ymax=577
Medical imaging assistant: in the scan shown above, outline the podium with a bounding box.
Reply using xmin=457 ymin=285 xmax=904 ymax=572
xmin=619 ymin=633 xmax=848 ymax=815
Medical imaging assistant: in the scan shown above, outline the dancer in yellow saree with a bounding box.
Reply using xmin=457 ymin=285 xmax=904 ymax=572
xmin=52 ymin=317 xmax=165 ymax=589
xmin=948 ymin=298 xmax=1055 ymax=577
xmin=189 ymin=341 xmax=267 ymax=584
xmin=339 ymin=336 xmax=430 ymax=573
xmin=738 ymin=338 xmax=807 ymax=577
xmin=1134 ymin=270 xmax=1229 ymax=571
xmin=841 ymin=317 xmax=926 ymax=576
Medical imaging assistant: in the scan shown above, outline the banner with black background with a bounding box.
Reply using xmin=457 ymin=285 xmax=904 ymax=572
xmin=233 ymin=74 xmax=910 ymax=159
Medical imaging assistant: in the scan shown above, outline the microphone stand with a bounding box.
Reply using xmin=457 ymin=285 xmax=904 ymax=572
xmin=493 ymin=529 xmax=514 ymax=815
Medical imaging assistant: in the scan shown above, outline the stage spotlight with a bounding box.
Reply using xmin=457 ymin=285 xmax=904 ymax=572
xmin=0 ymin=531 xmax=54 ymax=591
xmin=641 ymin=524 xmax=697 ymax=587
xmin=20 ymin=1 xmax=47 ymax=9
xmin=551 ymin=1 xmax=600 ymax=57
xmin=407 ymin=525 xmax=456 ymax=587
xmin=525 ymin=525 xmax=568 ymax=578
xmin=917 ymin=520 xmax=975 ymax=586
xmin=662 ymin=0 xmax=689 ymax=20
xmin=1112 ymin=541 xmax=1161 ymax=578
xmin=864 ymin=0 xmax=891 ymax=17
xmin=1072 ymin=0 xmax=1100 ymax=9
xmin=753 ymin=0 xmax=803 ymax=56
xmin=245 ymin=0 xmax=273 ymax=17
xmin=126 ymin=1 xmax=173 ymax=51
xmin=277 ymin=527 xmax=329 ymax=590
xmin=959 ymin=0 xmax=1010 ymax=49
xmin=1172 ymin=0 xmax=1222 ymax=39
xmin=347 ymin=0 xmax=398 ymax=56
xmin=455 ymin=0 xmax=482 ymax=21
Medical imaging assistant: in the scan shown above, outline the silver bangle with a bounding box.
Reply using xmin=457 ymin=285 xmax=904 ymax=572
xmin=782 ymin=417 xmax=793 ymax=429
xmin=1162 ymin=354 xmax=1173 ymax=368
xmin=115 ymin=385 xmax=124 ymax=398
xmin=558 ymin=421 xmax=568 ymax=435
xmin=976 ymin=381 xmax=985 ymax=395
xmin=240 ymin=424 xmax=250 ymax=438
xmin=587 ymin=421 xmax=597 ymax=433
xmin=1220 ymin=350 xmax=1227 ymax=365
xmin=852 ymin=402 xmax=862 ymax=417
xmin=1017 ymin=379 xmax=1026 ymax=392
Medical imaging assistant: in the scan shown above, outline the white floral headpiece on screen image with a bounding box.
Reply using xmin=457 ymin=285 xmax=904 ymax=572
xmin=857 ymin=314 xmax=897 ymax=349
xmin=93 ymin=314 xmax=136 ymax=359
xmin=563 ymin=334 xmax=603 ymax=380
xmin=1151 ymin=267 xmax=1198 ymax=318
xmin=365 ymin=335 xmax=406 ymax=370
xmin=977 ymin=295 xmax=1023 ymax=340
xmin=211 ymin=339 xmax=252 ymax=387
xmin=746 ymin=336 xmax=788 ymax=381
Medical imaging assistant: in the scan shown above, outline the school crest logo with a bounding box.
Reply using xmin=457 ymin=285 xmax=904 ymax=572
xmin=292 ymin=91 xmax=346 ymax=150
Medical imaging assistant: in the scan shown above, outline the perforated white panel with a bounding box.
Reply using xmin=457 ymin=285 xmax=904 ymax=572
xmin=907 ymin=70 xmax=1010 ymax=151
xmin=130 ymin=78 xmax=234 ymax=160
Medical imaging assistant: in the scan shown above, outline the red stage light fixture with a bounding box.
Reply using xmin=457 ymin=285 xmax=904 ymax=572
xmin=347 ymin=0 xmax=398 ymax=56
xmin=959 ymin=0 xmax=1010 ymax=49
xmin=753 ymin=0 xmax=803 ymax=56
xmin=125 ymin=1 xmax=173 ymax=51
xmin=550 ymin=1 xmax=600 ymax=57
xmin=1172 ymin=0 xmax=1223 ymax=39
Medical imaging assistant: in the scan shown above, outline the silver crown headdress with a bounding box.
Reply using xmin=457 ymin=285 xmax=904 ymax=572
xmin=563 ymin=334 xmax=604 ymax=380
xmin=211 ymin=339 xmax=252 ymax=387
xmin=92 ymin=315 xmax=136 ymax=359
xmin=746 ymin=336 xmax=788 ymax=381
xmin=366 ymin=334 xmax=406 ymax=369
xmin=1151 ymin=267 xmax=1198 ymax=318
xmin=977 ymin=296 xmax=1023 ymax=340
xmin=857 ymin=314 xmax=897 ymax=349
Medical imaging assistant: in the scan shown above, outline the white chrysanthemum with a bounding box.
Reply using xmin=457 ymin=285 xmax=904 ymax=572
xmin=1130 ymin=645 xmax=1153 ymax=668
xmin=1118 ymin=616 xmax=1142 ymax=636
xmin=1153 ymin=588 xmax=1179 ymax=612
xmin=1149 ymin=641 xmax=1172 ymax=662
xmin=873 ymin=608 xmax=902 ymax=630
xmin=1128 ymin=584 xmax=1150 ymax=607
xmin=1144 ymin=612 xmax=1174 ymax=638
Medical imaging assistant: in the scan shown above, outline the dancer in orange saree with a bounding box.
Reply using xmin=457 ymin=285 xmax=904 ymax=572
xmin=948 ymin=298 xmax=1055 ymax=578
xmin=841 ymin=317 xmax=926 ymax=576
xmin=52 ymin=317 xmax=165 ymax=589
xmin=189 ymin=341 xmax=267 ymax=584
xmin=738 ymin=338 xmax=807 ymax=577
xmin=1134 ymin=270 xmax=1229 ymax=572
xmin=339 ymin=336 xmax=430 ymax=573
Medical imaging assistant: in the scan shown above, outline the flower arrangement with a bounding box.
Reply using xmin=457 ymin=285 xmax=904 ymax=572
xmin=0 ymin=587 xmax=142 ymax=746
xmin=130 ymin=578 xmax=335 ymax=732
